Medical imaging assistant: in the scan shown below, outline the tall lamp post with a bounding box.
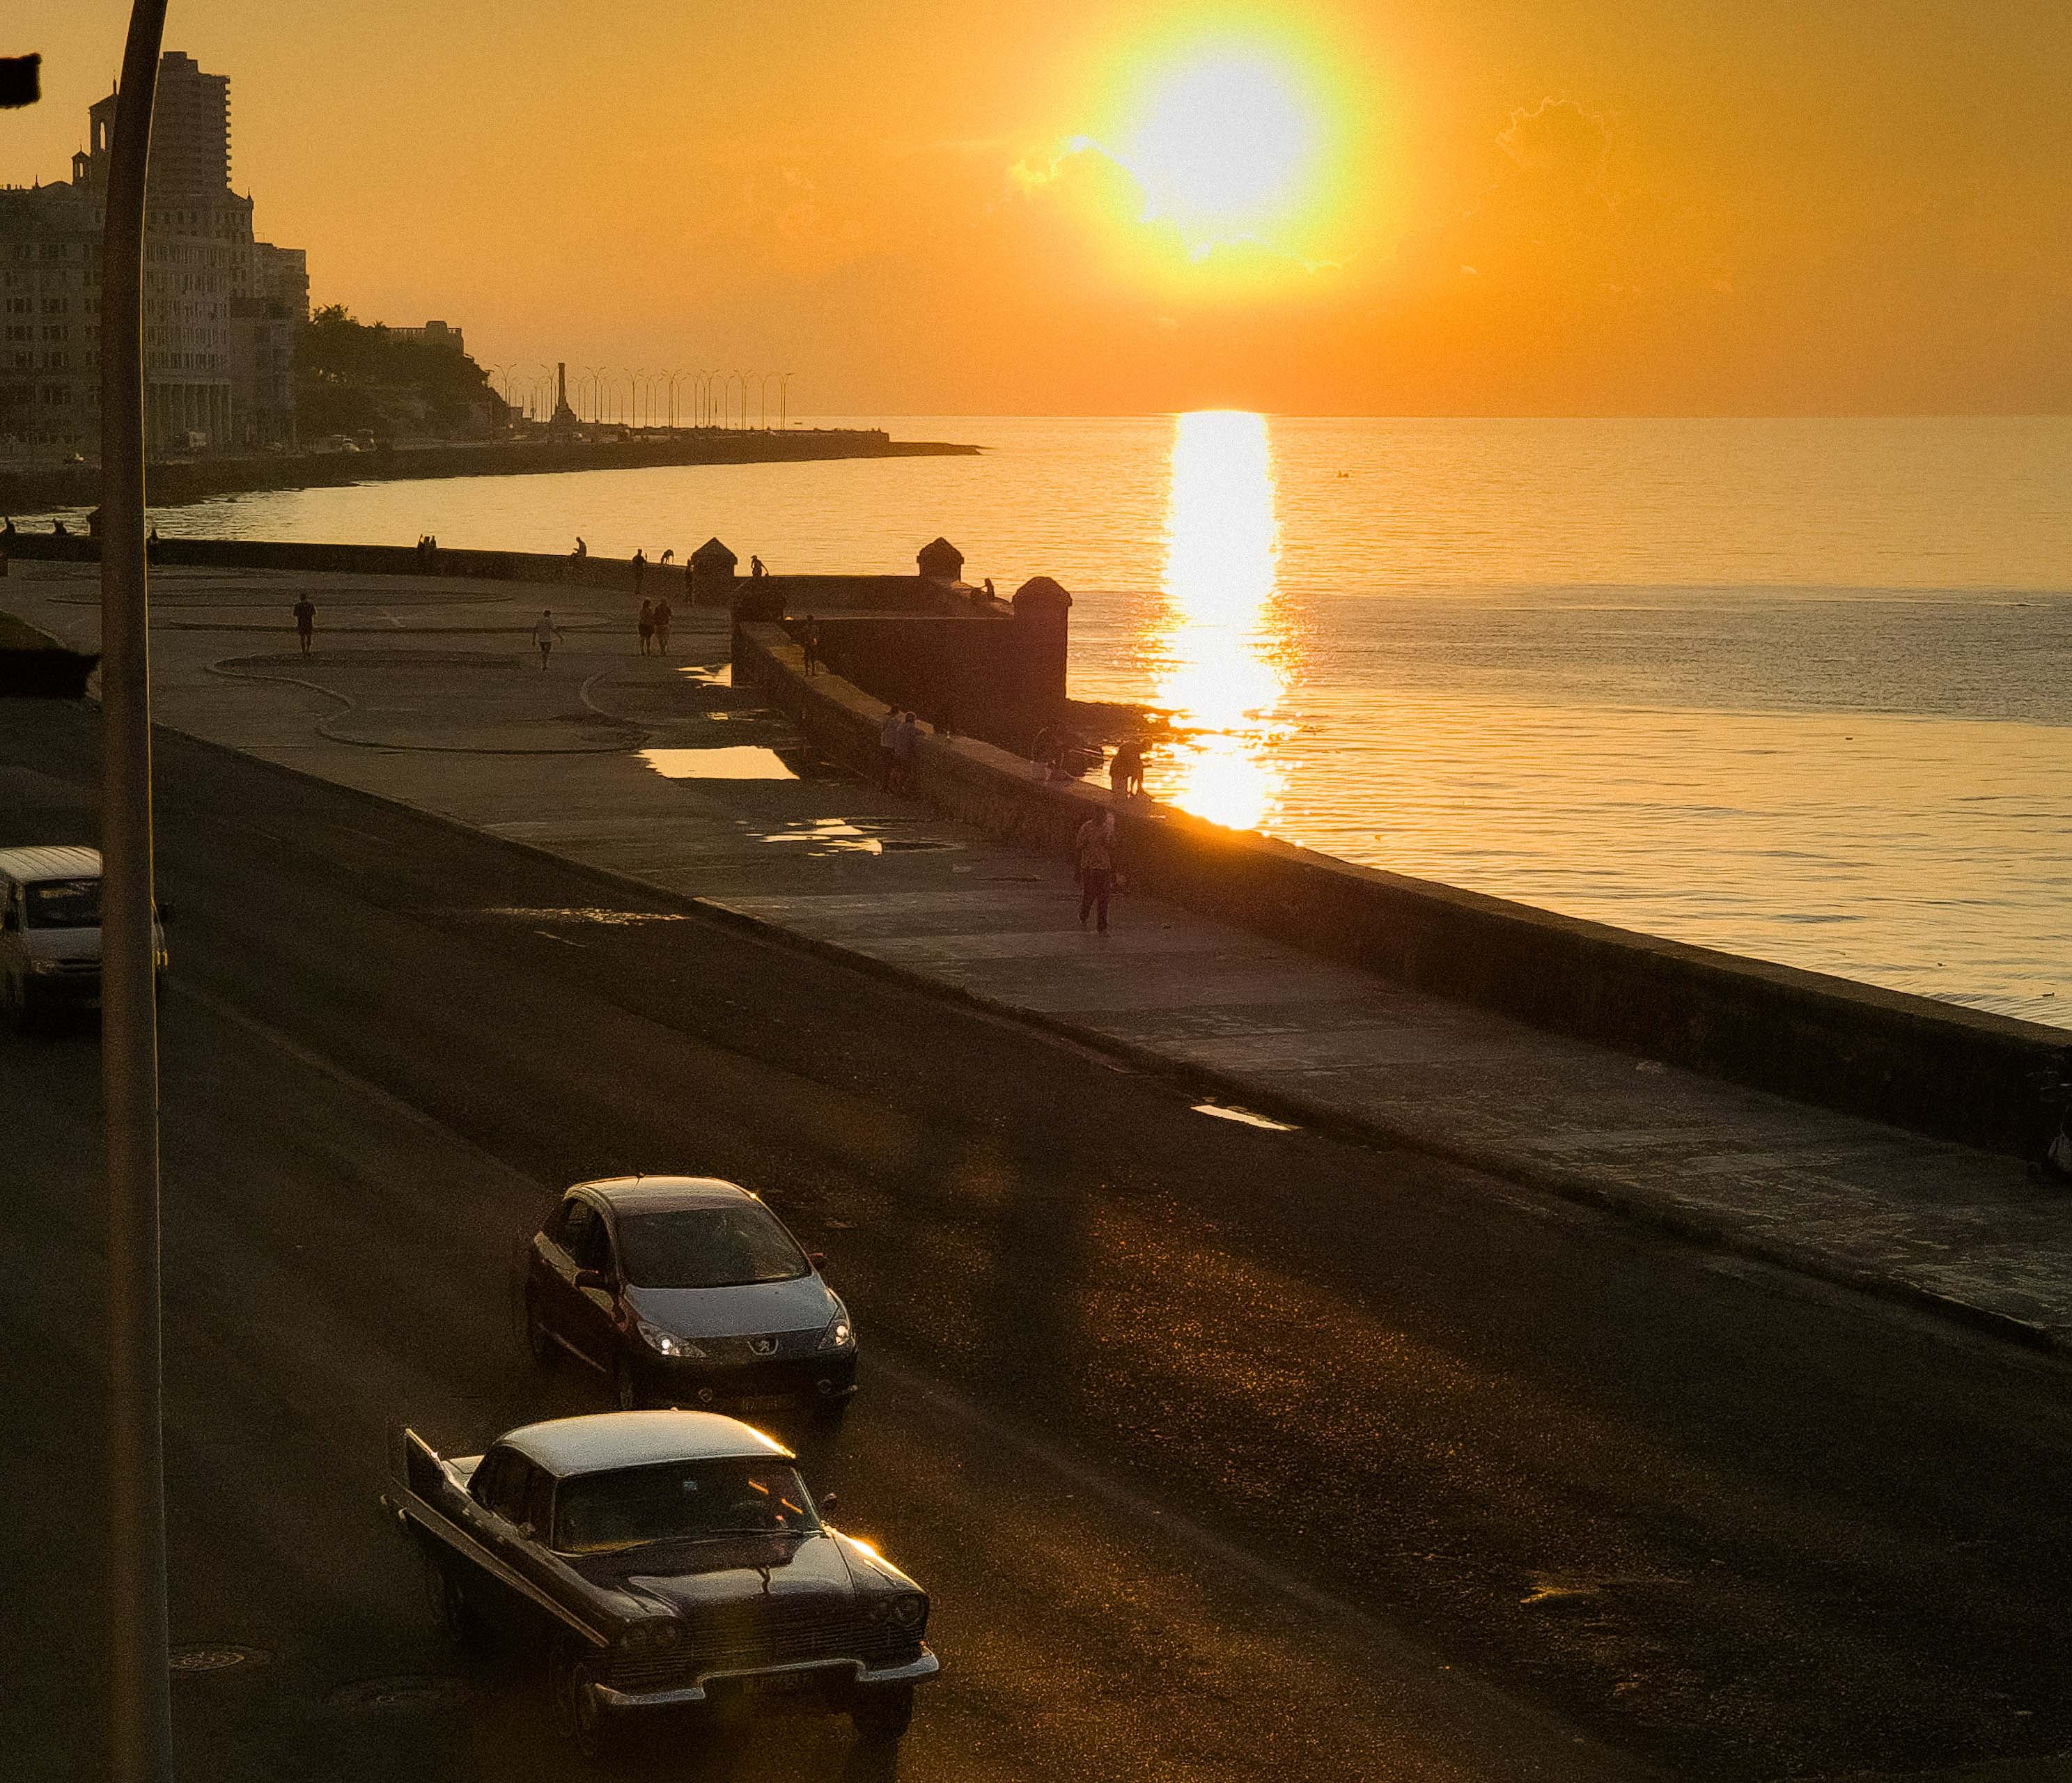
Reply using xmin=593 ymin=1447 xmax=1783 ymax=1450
xmin=779 ymin=372 xmax=793 ymax=431
xmin=100 ymin=6 xmax=174 ymax=1782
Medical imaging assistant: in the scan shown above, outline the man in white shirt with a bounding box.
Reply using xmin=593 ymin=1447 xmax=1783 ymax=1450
xmin=532 ymin=610 xmax=562 ymax=670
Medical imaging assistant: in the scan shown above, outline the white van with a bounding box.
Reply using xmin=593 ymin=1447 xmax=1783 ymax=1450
xmin=0 ymin=845 xmax=167 ymax=1029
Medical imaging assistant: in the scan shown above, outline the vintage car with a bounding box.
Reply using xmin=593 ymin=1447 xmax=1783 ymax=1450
xmin=522 ymin=1177 xmax=858 ymax=1419
xmin=388 ymin=1410 xmax=937 ymax=1754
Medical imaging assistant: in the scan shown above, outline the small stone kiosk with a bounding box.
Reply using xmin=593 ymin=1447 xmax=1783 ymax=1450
xmin=916 ymin=536 xmax=965 ymax=584
xmin=1009 ymin=575 xmax=1073 ymax=710
xmin=689 ymin=537 xmax=740 ymax=609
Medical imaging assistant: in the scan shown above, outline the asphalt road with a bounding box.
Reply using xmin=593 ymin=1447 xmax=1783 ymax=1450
xmin=6 ymin=699 xmax=2072 ymax=1783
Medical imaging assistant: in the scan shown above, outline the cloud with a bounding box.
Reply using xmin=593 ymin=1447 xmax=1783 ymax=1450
xmin=1006 ymin=137 xmax=1100 ymax=194
xmin=1495 ymin=98 xmax=1615 ymax=205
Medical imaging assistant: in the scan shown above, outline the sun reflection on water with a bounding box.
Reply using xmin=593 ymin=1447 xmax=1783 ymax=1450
xmin=1151 ymin=410 xmax=1289 ymax=832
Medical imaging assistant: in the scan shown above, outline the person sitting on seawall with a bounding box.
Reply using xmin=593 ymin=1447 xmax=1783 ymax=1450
xmin=572 ymin=536 xmax=588 ymax=559
xmin=1 ymin=517 xmax=15 ymax=539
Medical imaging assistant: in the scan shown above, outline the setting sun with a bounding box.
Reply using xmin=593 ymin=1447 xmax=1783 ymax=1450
xmin=1116 ymin=50 xmax=1323 ymax=253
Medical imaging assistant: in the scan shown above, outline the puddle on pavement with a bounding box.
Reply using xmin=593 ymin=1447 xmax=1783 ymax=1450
xmin=745 ymin=819 xmax=967 ymax=855
xmin=680 ymin=662 xmax=733 ymax=687
xmin=758 ymin=819 xmax=882 ymax=854
xmin=641 ymin=746 xmax=797 ymax=779
xmin=481 ymin=906 xmax=690 ymax=926
xmin=1192 ymin=1103 xmax=1300 ymax=1132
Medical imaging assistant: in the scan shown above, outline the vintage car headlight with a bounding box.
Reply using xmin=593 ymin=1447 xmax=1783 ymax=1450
xmin=635 ymin=1316 xmax=704 ymax=1360
xmin=817 ymin=1305 xmax=854 ymax=1350
xmin=866 ymin=1592 xmax=927 ymax=1632
xmin=617 ymin=1620 xmax=683 ymax=1654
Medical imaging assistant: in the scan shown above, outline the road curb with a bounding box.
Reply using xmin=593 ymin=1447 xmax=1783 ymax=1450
xmin=157 ymin=720 xmax=2071 ymax=1367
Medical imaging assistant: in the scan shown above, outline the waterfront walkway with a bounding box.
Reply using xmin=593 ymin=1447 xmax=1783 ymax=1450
xmin=9 ymin=558 xmax=2069 ymax=1353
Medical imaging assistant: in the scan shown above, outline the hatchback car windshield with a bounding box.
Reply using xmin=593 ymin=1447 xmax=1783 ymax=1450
xmin=616 ymin=1206 xmax=809 ymax=1290
xmin=24 ymin=878 xmax=99 ymax=929
xmin=554 ymin=1458 xmax=819 ymax=1553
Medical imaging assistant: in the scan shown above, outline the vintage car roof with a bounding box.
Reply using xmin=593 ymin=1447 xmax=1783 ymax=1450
xmin=499 ymin=1410 xmax=794 ymax=1477
xmin=0 ymin=845 xmax=101 ymax=882
xmin=571 ymin=1175 xmax=761 ymax=1215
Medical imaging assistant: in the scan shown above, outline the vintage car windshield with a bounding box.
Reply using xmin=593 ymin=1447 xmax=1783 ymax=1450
xmin=24 ymin=878 xmax=100 ymax=929
xmin=554 ymin=1458 xmax=820 ymax=1554
xmin=616 ymin=1206 xmax=809 ymax=1290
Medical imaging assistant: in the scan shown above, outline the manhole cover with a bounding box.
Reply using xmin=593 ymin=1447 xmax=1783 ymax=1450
xmin=170 ymin=1644 xmax=270 ymax=1674
xmin=327 ymin=1674 xmax=472 ymax=1714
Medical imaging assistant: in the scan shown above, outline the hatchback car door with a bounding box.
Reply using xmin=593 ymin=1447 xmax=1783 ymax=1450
xmin=570 ymin=1217 xmax=624 ymax=1371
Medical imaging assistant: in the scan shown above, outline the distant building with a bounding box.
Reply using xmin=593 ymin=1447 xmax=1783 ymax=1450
xmin=388 ymin=320 xmax=465 ymax=355
xmin=0 ymin=50 xmax=307 ymax=460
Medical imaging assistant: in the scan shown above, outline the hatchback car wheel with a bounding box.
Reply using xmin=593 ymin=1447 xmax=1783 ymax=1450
xmin=523 ymin=1291 xmax=559 ymax=1370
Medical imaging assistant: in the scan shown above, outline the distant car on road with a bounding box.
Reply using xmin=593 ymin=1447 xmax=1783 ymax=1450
xmin=0 ymin=846 xmax=167 ymax=1030
xmin=524 ymin=1177 xmax=857 ymax=1419
xmin=389 ymin=1410 xmax=937 ymax=1754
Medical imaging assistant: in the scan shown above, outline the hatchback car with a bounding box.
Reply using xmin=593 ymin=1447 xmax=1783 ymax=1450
xmin=524 ymin=1178 xmax=857 ymax=1418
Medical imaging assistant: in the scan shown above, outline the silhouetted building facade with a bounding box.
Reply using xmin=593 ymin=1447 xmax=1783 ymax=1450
xmin=0 ymin=50 xmax=306 ymax=460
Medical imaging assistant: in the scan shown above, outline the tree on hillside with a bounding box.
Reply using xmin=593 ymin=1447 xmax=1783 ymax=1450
xmin=296 ymin=304 xmax=508 ymax=442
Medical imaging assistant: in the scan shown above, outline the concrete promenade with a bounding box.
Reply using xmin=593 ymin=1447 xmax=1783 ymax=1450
xmin=9 ymin=556 xmax=2070 ymax=1353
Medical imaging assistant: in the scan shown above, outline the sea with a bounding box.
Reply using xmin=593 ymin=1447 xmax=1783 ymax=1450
xmin=27 ymin=414 xmax=2072 ymax=1029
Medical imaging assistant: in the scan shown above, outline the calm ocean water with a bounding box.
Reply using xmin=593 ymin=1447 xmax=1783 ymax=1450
xmin=53 ymin=415 xmax=2072 ymax=1027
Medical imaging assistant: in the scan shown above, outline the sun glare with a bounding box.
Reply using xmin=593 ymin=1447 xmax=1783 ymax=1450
xmin=1119 ymin=52 xmax=1320 ymax=251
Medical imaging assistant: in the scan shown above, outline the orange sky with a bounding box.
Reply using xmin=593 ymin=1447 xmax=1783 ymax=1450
xmin=10 ymin=1 xmax=2070 ymax=414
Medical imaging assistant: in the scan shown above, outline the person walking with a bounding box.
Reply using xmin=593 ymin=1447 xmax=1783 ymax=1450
xmin=637 ymin=598 xmax=655 ymax=656
xmin=632 ymin=548 xmax=646 ymax=598
xmin=1075 ymin=809 xmax=1120 ymax=934
xmin=802 ymin=615 xmax=820 ymax=676
xmin=878 ymin=706 xmax=901 ymax=788
xmin=891 ymin=709 xmax=922 ymax=793
xmin=751 ymin=554 xmax=767 ymax=578
xmin=532 ymin=609 xmax=562 ymax=670
xmin=293 ymin=595 xmax=316 ymax=657
xmin=651 ymin=594 xmax=673 ymax=658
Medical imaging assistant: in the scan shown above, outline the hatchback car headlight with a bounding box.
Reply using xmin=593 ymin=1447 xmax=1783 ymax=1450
xmin=817 ymin=1304 xmax=854 ymax=1351
xmin=635 ymin=1316 xmax=704 ymax=1359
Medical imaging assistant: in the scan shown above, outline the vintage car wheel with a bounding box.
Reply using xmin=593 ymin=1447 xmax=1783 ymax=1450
xmin=421 ymin=1547 xmax=489 ymax=1653
xmin=850 ymin=1684 xmax=914 ymax=1743
xmin=523 ymin=1291 xmax=559 ymax=1370
xmin=550 ymin=1639 xmax=624 ymax=1761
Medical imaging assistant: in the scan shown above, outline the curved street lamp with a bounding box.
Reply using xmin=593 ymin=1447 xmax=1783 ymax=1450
xmin=580 ymin=364 xmax=605 ymax=425
xmin=779 ymin=371 xmax=793 ymax=431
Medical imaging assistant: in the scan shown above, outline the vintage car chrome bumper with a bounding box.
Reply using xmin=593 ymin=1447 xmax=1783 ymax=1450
xmin=593 ymin=1644 xmax=940 ymax=1710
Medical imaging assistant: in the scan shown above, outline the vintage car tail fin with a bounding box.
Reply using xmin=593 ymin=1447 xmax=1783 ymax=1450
xmin=400 ymin=1427 xmax=447 ymax=1503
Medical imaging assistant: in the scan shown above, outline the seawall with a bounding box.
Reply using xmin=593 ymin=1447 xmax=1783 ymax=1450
xmin=0 ymin=428 xmax=979 ymax=512
xmin=3 ymin=529 xmax=694 ymax=593
xmin=735 ymin=621 xmax=2066 ymax=1160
